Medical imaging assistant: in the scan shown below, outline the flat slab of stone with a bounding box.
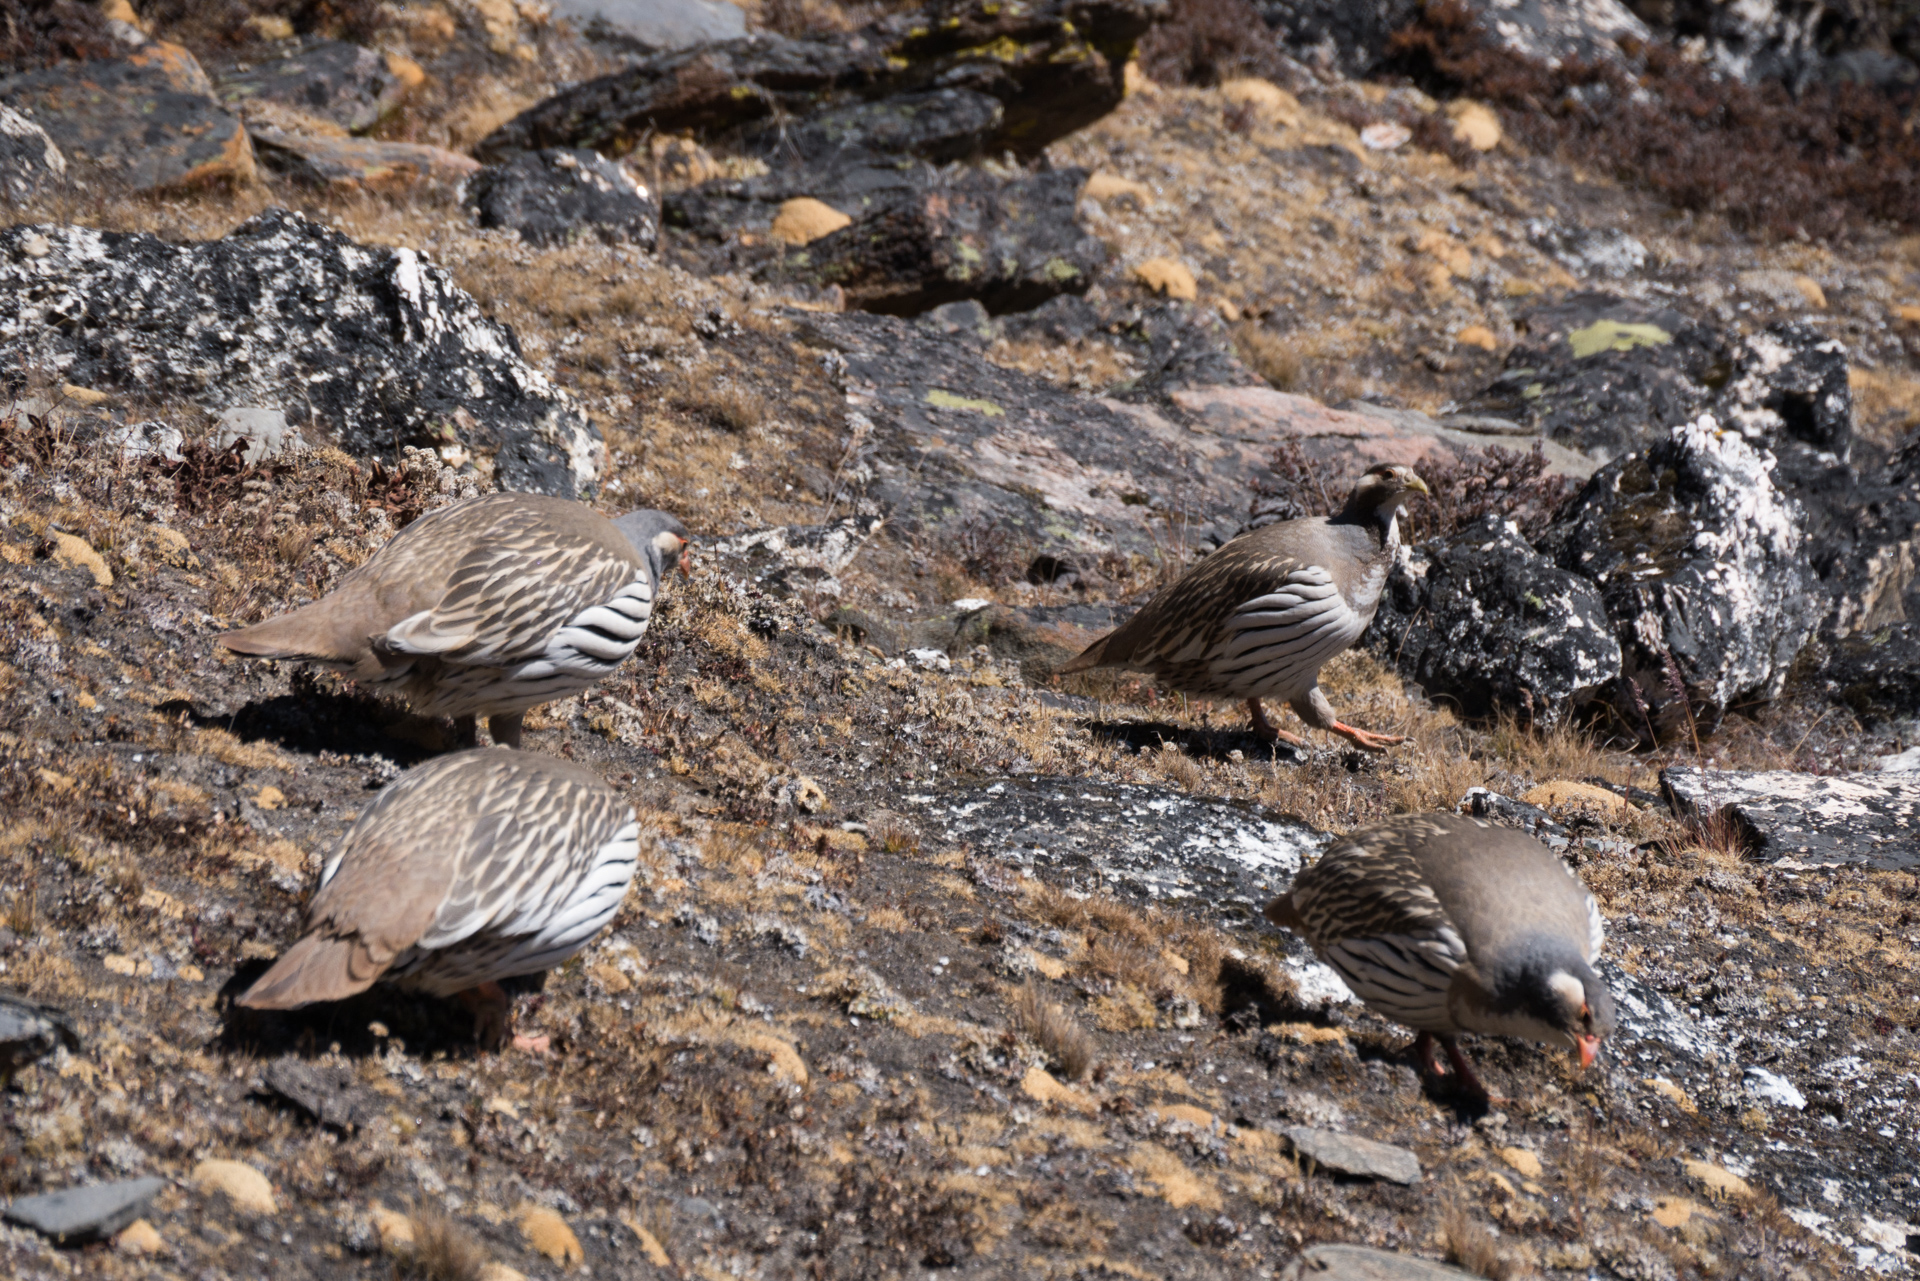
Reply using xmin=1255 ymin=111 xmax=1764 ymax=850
xmin=1280 ymin=1244 xmax=1476 ymax=1280
xmin=551 ymin=0 xmax=745 ymax=53
xmin=1281 ymin=1126 xmax=1422 ymax=1184
xmin=251 ymin=129 xmax=479 ymax=190
xmin=910 ymin=778 xmax=1326 ymax=923
xmin=260 ymin=1057 xmax=373 ymax=1131
xmin=3 ymin=1177 xmax=166 ymax=1245
xmin=1662 ymin=766 xmax=1920 ymax=868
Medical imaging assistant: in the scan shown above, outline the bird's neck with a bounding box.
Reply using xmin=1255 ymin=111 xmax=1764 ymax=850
xmin=1331 ymin=501 xmax=1401 ymax=552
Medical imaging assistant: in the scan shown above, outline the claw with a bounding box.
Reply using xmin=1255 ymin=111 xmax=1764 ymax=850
xmin=1247 ymin=699 xmax=1309 ymax=747
xmin=1329 ymin=720 xmax=1406 ymax=753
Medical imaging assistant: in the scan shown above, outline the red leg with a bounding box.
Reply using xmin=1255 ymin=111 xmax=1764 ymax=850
xmin=454 ymin=981 xmax=546 ymax=1052
xmin=1442 ymin=1037 xmax=1506 ymax=1105
xmin=1327 ymin=720 xmax=1407 ymax=753
xmin=1247 ymin=699 xmax=1308 ymax=747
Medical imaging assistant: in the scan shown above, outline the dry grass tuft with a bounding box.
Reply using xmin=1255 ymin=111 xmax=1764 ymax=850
xmin=1013 ymin=982 xmax=1097 ymax=1080
xmin=672 ymin=368 xmax=767 ymax=433
xmin=402 ymin=1205 xmax=489 ymax=1281
xmin=1442 ymin=1197 xmax=1522 ymax=1280
xmin=1234 ymin=325 xmax=1302 ymax=391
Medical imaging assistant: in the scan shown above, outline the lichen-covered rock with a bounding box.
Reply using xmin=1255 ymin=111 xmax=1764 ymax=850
xmin=0 ymin=43 xmax=254 ymax=191
xmin=464 ymin=148 xmax=659 ymax=249
xmin=213 ymin=39 xmax=414 ymax=134
xmin=1462 ymin=291 xmax=1725 ymax=460
xmin=1662 ymin=765 xmax=1920 ymax=868
xmin=0 ymin=209 xmax=599 ymax=496
xmin=476 ymin=0 xmax=1158 ymax=163
xmin=704 ymin=517 xmax=884 ymax=600
xmin=0 ymin=990 xmax=77 ymax=1080
xmin=1544 ymin=415 xmax=1818 ymax=739
xmin=1718 ymin=322 xmax=1853 ymax=460
xmin=0 ymin=104 xmax=65 ymax=202
xmin=1256 ymin=0 xmax=1646 ymax=75
xmin=550 ymin=0 xmax=748 ymax=55
xmin=1366 ymin=514 xmax=1621 ymax=728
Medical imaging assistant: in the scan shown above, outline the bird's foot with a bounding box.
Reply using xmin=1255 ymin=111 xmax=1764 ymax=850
xmin=510 ymin=1033 xmax=550 ymax=1054
xmin=1247 ymin=699 xmax=1309 ymax=747
xmin=453 ymin=716 xmax=480 ymax=750
xmin=1329 ymin=720 xmax=1406 ymax=753
xmin=1440 ymin=1037 xmax=1507 ymax=1105
xmin=455 ymin=981 xmax=512 ymax=1052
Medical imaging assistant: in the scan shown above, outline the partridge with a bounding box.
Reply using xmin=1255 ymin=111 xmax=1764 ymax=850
xmin=237 ymin=749 xmax=640 ymax=1049
xmin=1264 ymin=813 xmax=1614 ymax=1101
xmin=1060 ymin=463 xmax=1427 ymax=751
xmin=219 ymin=493 xmax=690 ymax=748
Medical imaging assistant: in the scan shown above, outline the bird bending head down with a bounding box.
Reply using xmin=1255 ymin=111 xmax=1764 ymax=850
xmin=614 ymin=509 xmax=693 ymax=580
xmin=1264 ymin=812 xmax=1614 ymax=1102
xmin=1057 ymin=462 xmax=1428 ymax=753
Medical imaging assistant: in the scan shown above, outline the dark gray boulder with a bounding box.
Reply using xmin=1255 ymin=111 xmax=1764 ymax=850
xmin=212 ymin=39 xmax=411 ymax=134
xmin=464 ymin=148 xmax=659 ymax=249
xmin=1543 ymin=415 xmax=1819 ymax=742
xmin=1662 ymin=765 xmax=1920 ymax=868
xmin=1279 ymin=1244 xmax=1477 ymax=1281
xmin=1461 ymin=291 xmax=1725 ymax=460
xmin=0 ymin=45 xmax=254 ymax=191
xmin=1719 ymin=322 xmax=1853 ymax=461
xmin=0 ymin=990 xmax=77 ymax=1081
xmin=2 ymin=1177 xmax=166 ymax=1245
xmin=0 ymin=209 xmax=600 ymax=497
xmin=1366 ymin=514 xmax=1621 ymax=729
xmin=475 ymin=0 xmax=1158 ymax=163
xmin=0 ymin=104 xmax=65 ymax=202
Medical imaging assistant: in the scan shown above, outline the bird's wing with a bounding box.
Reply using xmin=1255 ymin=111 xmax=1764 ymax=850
xmin=1095 ymin=539 xmax=1320 ymax=669
xmin=378 ymin=528 xmax=644 ymax=667
xmin=1290 ymin=843 xmax=1467 ymax=1030
xmin=416 ymin=761 xmax=634 ymax=951
xmin=1210 ymin=564 xmax=1367 ymax=691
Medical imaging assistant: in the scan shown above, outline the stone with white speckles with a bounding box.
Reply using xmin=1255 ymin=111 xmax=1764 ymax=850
xmin=1546 ymin=414 xmax=1818 ymax=741
xmin=0 ymin=210 xmax=600 ymax=497
xmin=1662 ymin=765 xmax=1920 ymax=868
xmin=1367 ymin=513 xmax=1621 ymax=728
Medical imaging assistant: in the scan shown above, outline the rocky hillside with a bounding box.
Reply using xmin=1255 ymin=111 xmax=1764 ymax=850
xmin=0 ymin=0 xmax=1918 ymax=1278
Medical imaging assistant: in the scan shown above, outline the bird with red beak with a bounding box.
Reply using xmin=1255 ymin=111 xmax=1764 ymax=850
xmin=1264 ymin=813 xmax=1616 ymax=1104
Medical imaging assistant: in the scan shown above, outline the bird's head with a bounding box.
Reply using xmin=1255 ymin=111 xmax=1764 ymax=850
xmin=1480 ymin=942 xmax=1616 ymax=1070
xmin=1339 ymin=463 xmax=1429 ymax=527
xmin=613 ymin=509 xmax=693 ymax=582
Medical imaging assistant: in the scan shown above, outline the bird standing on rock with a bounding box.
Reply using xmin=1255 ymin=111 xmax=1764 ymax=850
xmin=236 ymin=749 xmax=640 ymax=1051
xmin=218 ymin=493 xmax=690 ymax=749
xmin=1059 ymin=462 xmax=1427 ymax=752
xmin=1264 ymin=813 xmax=1614 ymax=1102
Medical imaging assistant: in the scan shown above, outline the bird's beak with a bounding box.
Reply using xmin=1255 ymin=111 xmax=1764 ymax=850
xmin=1406 ymin=473 xmax=1431 ymax=496
xmin=1575 ymin=1034 xmax=1600 ymax=1069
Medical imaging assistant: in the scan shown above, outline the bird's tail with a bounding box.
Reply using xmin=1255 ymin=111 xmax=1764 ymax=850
xmin=218 ymin=600 xmax=367 ymax=668
xmin=1056 ymin=633 xmax=1112 ymax=675
xmin=1262 ymin=894 xmax=1303 ymax=931
xmin=235 ymin=933 xmax=382 ymax=1010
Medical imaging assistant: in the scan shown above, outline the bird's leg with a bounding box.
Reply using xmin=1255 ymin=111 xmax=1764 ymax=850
xmin=1289 ymin=687 xmax=1405 ymax=753
xmin=1246 ymin=699 xmax=1308 ymax=747
xmin=1440 ymin=1036 xmax=1506 ymax=1105
xmin=453 ymin=716 xmax=479 ymax=749
xmin=453 ymin=982 xmax=550 ymax=1053
xmin=1414 ymin=1030 xmax=1444 ymax=1078
xmin=455 ymin=981 xmax=510 ymax=1050
xmin=488 ymin=712 xmax=524 ymax=750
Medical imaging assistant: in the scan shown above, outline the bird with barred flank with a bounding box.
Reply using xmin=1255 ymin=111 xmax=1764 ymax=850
xmin=1058 ymin=462 xmax=1427 ymax=752
xmin=1264 ymin=813 xmax=1614 ymax=1103
xmin=236 ymin=749 xmax=641 ymax=1051
xmin=218 ymin=493 xmax=690 ymax=749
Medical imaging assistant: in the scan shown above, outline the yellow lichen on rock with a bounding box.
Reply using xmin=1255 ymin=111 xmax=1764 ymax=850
xmin=1446 ymin=100 xmax=1502 ymax=151
xmin=517 ymin=1204 xmax=583 ymax=1266
xmin=50 ymin=532 xmax=112 ymax=587
xmin=193 ymin=1159 xmax=277 ymax=1216
xmin=771 ymin=198 xmax=853 ymax=246
xmin=1133 ymin=257 xmax=1197 ymax=300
